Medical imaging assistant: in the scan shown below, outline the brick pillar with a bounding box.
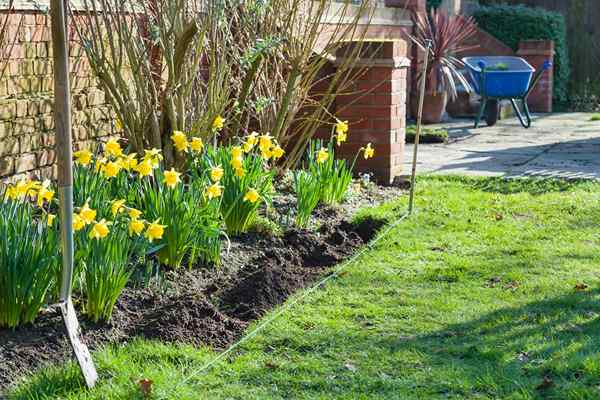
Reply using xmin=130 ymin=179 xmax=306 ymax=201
xmin=517 ymin=40 xmax=555 ymax=113
xmin=334 ymin=40 xmax=410 ymax=184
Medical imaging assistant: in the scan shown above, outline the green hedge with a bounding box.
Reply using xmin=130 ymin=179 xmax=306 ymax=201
xmin=473 ymin=4 xmax=570 ymax=104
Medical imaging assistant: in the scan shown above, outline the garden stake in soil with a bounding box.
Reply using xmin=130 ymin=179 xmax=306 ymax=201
xmin=408 ymin=40 xmax=432 ymax=215
xmin=50 ymin=0 xmax=98 ymax=388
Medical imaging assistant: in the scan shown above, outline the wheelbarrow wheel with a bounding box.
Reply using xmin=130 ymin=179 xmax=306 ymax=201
xmin=484 ymin=99 xmax=499 ymax=127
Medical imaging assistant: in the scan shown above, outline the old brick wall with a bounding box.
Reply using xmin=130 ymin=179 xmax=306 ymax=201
xmin=0 ymin=10 xmax=112 ymax=181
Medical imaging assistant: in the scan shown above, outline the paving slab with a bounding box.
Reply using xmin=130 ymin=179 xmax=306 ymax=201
xmin=404 ymin=113 xmax=600 ymax=180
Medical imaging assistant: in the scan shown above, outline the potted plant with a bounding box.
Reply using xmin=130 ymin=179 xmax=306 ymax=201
xmin=410 ymin=9 xmax=478 ymax=123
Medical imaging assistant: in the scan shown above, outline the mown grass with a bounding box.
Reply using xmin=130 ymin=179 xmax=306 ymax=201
xmin=9 ymin=176 xmax=600 ymax=399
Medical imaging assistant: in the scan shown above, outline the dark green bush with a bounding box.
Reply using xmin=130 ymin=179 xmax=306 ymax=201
xmin=473 ymin=4 xmax=570 ymax=104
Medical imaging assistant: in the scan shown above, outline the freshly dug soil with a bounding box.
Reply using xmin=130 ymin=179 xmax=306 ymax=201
xmin=0 ymin=183 xmax=401 ymax=391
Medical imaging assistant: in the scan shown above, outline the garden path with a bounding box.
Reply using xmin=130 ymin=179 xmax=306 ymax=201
xmin=405 ymin=112 xmax=600 ymax=180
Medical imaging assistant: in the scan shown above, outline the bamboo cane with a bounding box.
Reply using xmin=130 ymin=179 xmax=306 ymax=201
xmin=408 ymin=40 xmax=432 ymax=215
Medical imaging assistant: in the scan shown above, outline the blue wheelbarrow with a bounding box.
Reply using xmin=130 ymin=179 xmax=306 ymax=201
xmin=463 ymin=56 xmax=552 ymax=129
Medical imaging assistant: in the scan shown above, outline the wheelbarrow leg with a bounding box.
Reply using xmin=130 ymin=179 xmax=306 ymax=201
xmin=475 ymin=96 xmax=487 ymax=128
xmin=510 ymin=98 xmax=532 ymax=129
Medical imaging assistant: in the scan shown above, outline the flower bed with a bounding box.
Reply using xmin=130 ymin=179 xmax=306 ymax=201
xmin=0 ymin=119 xmax=397 ymax=389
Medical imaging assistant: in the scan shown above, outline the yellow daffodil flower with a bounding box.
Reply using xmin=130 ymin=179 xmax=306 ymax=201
xmin=206 ymin=183 xmax=223 ymax=199
xmin=111 ymin=199 xmax=126 ymax=216
xmin=190 ymin=137 xmax=204 ymax=152
xmin=164 ymin=168 xmax=182 ymax=188
xmin=37 ymin=180 xmax=54 ymax=207
xmin=243 ymin=188 xmax=260 ymax=203
xmin=243 ymin=141 xmax=254 ymax=153
xmin=74 ymin=149 xmax=93 ymax=166
xmin=128 ymin=219 xmax=145 ymax=236
xmin=231 ymin=156 xmax=244 ymax=170
xmin=234 ymin=167 xmax=245 ymax=178
xmin=335 ymin=119 xmax=349 ymax=136
xmin=259 ymin=134 xmax=273 ymax=152
xmin=143 ymin=148 xmax=163 ymax=167
xmin=73 ymin=214 xmax=85 ymax=231
xmin=317 ymin=148 xmax=329 ymax=163
xmin=261 ymin=149 xmax=272 ymax=160
xmin=212 ymin=115 xmax=225 ymax=131
xmin=79 ymin=203 xmax=96 ymax=225
xmin=364 ymin=143 xmax=375 ymax=159
xmin=272 ymin=145 xmax=285 ymax=159
xmin=231 ymin=146 xmax=243 ymax=159
xmin=102 ymin=161 xmax=121 ymax=179
xmin=171 ymin=131 xmax=188 ymax=152
xmin=105 ymin=138 xmax=123 ymax=157
xmin=210 ymin=166 xmax=224 ymax=182
xmin=89 ymin=219 xmax=110 ymax=240
xmin=145 ymin=220 xmax=166 ymax=242
xmin=47 ymin=213 xmax=56 ymax=227
xmin=135 ymin=160 xmax=153 ymax=177
xmin=128 ymin=208 xmax=142 ymax=219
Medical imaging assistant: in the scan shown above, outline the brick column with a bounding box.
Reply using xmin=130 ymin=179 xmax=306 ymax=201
xmin=517 ymin=40 xmax=555 ymax=113
xmin=334 ymin=40 xmax=410 ymax=184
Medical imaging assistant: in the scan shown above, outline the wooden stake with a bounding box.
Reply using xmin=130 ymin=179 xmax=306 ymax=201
xmin=50 ymin=0 xmax=98 ymax=388
xmin=408 ymin=40 xmax=432 ymax=215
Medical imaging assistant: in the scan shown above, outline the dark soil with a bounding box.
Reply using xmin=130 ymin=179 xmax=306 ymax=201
xmin=0 ymin=183 xmax=402 ymax=391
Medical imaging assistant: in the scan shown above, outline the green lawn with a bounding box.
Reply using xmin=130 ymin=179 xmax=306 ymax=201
xmin=10 ymin=176 xmax=600 ymax=400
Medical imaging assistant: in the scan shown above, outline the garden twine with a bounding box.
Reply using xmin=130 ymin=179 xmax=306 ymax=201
xmin=172 ymin=211 xmax=410 ymax=392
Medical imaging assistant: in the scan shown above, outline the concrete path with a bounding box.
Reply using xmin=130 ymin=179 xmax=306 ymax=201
xmin=405 ymin=113 xmax=600 ymax=180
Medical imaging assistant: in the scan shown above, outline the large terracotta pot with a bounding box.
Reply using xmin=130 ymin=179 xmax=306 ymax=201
xmin=412 ymin=92 xmax=448 ymax=124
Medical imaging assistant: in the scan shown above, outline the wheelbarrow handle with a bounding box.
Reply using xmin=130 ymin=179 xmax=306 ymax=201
xmin=525 ymin=59 xmax=552 ymax=99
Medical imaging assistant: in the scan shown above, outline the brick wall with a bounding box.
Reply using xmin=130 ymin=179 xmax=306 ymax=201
xmin=0 ymin=10 xmax=112 ymax=181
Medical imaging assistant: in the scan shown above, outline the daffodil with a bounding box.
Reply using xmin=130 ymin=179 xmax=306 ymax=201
xmin=111 ymin=199 xmax=126 ymax=216
xmin=128 ymin=207 xmax=142 ymax=219
xmin=128 ymin=219 xmax=145 ymax=236
xmin=231 ymin=156 xmax=244 ymax=170
xmin=243 ymin=141 xmax=254 ymax=153
xmin=210 ymin=166 xmax=224 ymax=182
xmin=143 ymin=148 xmax=163 ymax=167
xmin=261 ymin=149 xmax=272 ymax=160
xmin=89 ymin=219 xmax=110 ymax=240
xmin=272 ymin=145 xmax=285 ymax=159
xmin=243 ymin=188 xmax=260 ymax=203
xmin=212 ymin=115 xmax=225 ymax=131
xmin=171 ymin=131 xmax=188 ymax=152
xmin=79 ymin=203 xmax=96 ymax=225
xmin=335 ymin=119 xmax=349 ymax=136
xmin=364 ymin=143 xmax=375 ymax=159
xmin=102 ymin=161 xmax=121 ymax=179
xmin=73 ymin=214 xmax=85 ymax=231
xmin=163 ymin=168 xmax=181 ymax=188
xmin=234 ymin=167 xmax=245 ymax=178
xmin=259 ymin=133 xmax=273 ymax=152
xmin=206 ymin=183 xmax=223 ymax=199
xmin=231 ymin=146 xmax=243 ymax=159
xmin=190 ymin=137 xmax=204 ymax=152
xmin=47 ymin=213 xmax=56 ymax=227
xmin=105 ymin=138 xmax=123 ymax=157
xmin=145 ymin=220 xmax=166 ymax=242
xmin=317 ymin=148 xmax=329 ymax=163
xmin=135 ymin=160 xmax=153 ymax=177
xmin=74 ymin=149 xmax=93 ymax=166
xmin=336 ymin=131 xmax=347 ymax=146
xmin=37 ymin=180 xmax=54 ymax=207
